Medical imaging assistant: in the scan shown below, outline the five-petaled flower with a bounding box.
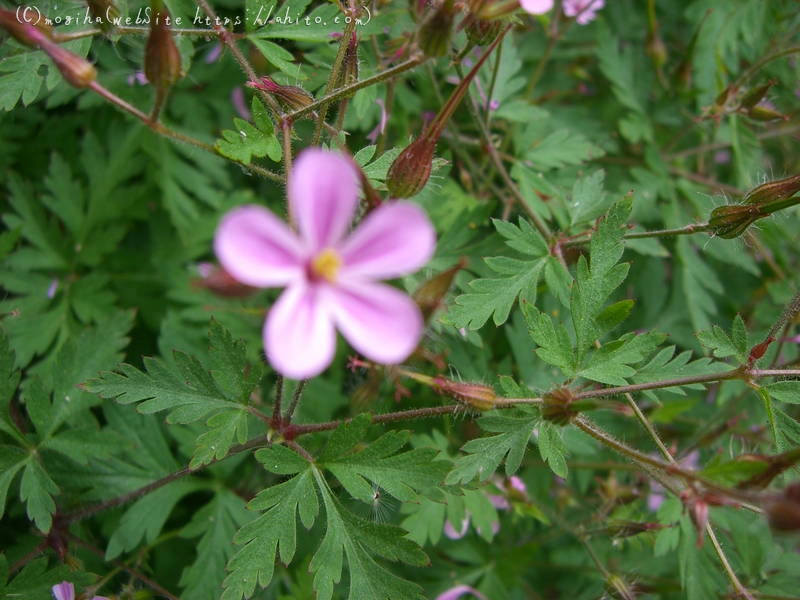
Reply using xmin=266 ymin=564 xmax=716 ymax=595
xmin=214 ymin=148 xmax=436 ymax=379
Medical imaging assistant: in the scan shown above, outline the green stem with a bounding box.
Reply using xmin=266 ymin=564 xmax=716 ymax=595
xmin=311 ymin=18 xmax=357 ymax=145
xmin=286 ymin=55 xmax=427 ymax=122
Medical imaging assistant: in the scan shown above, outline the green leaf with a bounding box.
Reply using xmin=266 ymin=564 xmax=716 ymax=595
xmin=569 ymin=170 xmax=610 ymax=225
xmin=180 ymin=490 xmax=252 ymax=600
xmin=525 ymin=306 xmax=577 ymax=376
xmin=191 ymin=409 xmax=250 ymax=469
xmin=0 ymin=49 xmax=48 ymax=112
xmin=216 ymin=117 xmax=281 ymax=165
xmin=766 ymin=381 xmax=800 ymax=404
xmin=0 ymin=446 xmax=27 ymax=520
xmin=208 ymin=320 xmax=264 ymax=403
xmin=697 ymin=314 xmax=748 ymax=363
xmin=106 ymin=479 xmax=205 ymax=559
xmin=248 ymin=38 xmax=303 ymax=78
xmin=571 ymin=198 xmax=632 ymax=363
xmin=448 ymin=218 xmax=549 ymax=329
xmin=525 ymin=129 xmax=605 ymax=170
xmin=86 ymin=354 xmax=236 ymax=424
xmin=0 ymin=329 xmax=24 ymax=444
xmin=309 ymin=469 xmax=426 ymax=600
xmin=0 ymin=557 xmax=93 ymax=600
xmin=631 ymin=346 xmax=719 ymax=399
xmin=222 ymin=470 xmax=318 ymax=600
xmin=578 ymin=331 xmax=666 ymax=386
xmin=536 ymin=421 xmax=568 ymax=478
xmin=19 ymin=458 xmax=58 ymax=532
xmin=321 ymin=428 xmax=449 ymax=503
xmin=446 ymin=411 xmax=538 ymax=484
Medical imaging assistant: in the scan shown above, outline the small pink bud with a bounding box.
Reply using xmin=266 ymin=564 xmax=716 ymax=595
xmin=41 ymin=38 xmax=97 ymax=87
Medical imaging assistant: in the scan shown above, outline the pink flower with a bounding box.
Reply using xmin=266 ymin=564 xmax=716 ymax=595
xmin=51 ymin=581 xmax=109 ymax=600
xmin=214 ymin=149 xmax=436 ymax=379
xmin=436 ymin=585 xmax=489 ymax=600
xmin=520 ymin=0 xmax=554 ymax=15
xmin=562 ymin=0 xmax=604 ymax=24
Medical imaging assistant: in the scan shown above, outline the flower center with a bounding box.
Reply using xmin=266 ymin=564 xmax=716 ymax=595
xmin=310 ymin=248 xmax=342 ymax=283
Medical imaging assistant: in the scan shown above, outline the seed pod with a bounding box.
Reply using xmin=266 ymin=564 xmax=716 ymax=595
xmin=413 ymin=258 xmax=468 ymax=322
xmin=386 ymin=135 xmax=436 ymax=198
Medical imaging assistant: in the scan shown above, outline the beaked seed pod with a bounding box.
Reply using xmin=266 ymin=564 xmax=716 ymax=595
xmin=744 ymin=174 xmax=800 ymax=206
xmin=434 ymin=378 xmax=497 ymax=411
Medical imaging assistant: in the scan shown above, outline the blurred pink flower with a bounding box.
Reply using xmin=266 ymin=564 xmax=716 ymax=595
xmin=366 ymin=98 xmax=388 ymax=143
xmin=563 ymin=0 xmax=604 ymax=24
xmin=214 ymin=149 xmax=436 ymax=379
xmin=231 ymin=87 xmax=251 ymax=120
xmin=436 ymin=585 xmax=489 ymax=600
xmin=520 ymin=0 xmax=554 ymax=15
xmin=52 ymin=581 xmax=109 ymax=600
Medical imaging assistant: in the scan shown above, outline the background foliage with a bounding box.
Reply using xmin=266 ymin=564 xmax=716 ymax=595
xmin=2 ymin=0 xmax=800 ymax=599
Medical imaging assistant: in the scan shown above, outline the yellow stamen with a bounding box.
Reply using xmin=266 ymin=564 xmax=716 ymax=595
xmin=311 ymin=248 xmax=342 ymax=283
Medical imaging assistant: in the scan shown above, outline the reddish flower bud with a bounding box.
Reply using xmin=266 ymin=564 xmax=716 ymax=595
xmin=386 ymin=135 xmax=436 ymax=198
xmin=743 ymin=174 xmax=800 ymax=206
xmin=247 ymin=77 xmax=314 ymax=112
xmin=434 ymin=378 xmax=497 ymax=411
xmin=43 ymin=40 xmax=97 ymax=88
xmin=192 ymin=263 xmax=257 ymax=298
xmin=0 ymin=8 xmax=52 ymax=47
xmin=144 ymin=7 xmax=182 ymax=91
xmin=417 ymin=0 xmax=456 ymax=58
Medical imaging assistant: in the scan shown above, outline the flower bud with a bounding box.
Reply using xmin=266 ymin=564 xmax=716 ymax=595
xmin=434 ymin=378 xmax=497 ymax=410
xmin=744 ymin=104 xmax=789 ymax=122
xmin=247 ymin=77 xmax=314 ymax=112
xmin=707 ymin=204 xmax=759 ymax=239
xmin=413 ymin=258 xmax=468 ymax=321
xmin=144 ymin=7 xmax=182 ymax=91
xmin=44 ymin=41 xmax=97 ymax=87
xmin=0 ymin=8 xmax=52 ymax=47
xmin=542 ymin=388 xmax=578 ymax=425
xmin=744 ymin=174 xmax=800 ymax=206
xmin=386 ymin=135 xmax=436 ymax=198
xmin=739 ymin=80 xmax=775 ymax=110
xmin=417 ymin=0 xmax=455 ymax=58
xmin=87 ymin=0 xmax=120 ymax=33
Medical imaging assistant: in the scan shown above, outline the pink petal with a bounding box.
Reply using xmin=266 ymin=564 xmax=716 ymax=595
xmin=339 ymin=202 xmax=435 ymax=280
xmin=265 ymin=283 xmax=336 ymax=379
xmin=436 ymin=585 xmax=488 ymax=600
xmin=52 ymin=582 xmax=75 ymax=600
xmin=443 ymin=516 xmax=470 ymax=540
xmin=328 ymin=281 xmax=423 ymax=364
xmin=289 ymin=149 xmax=360 ymax=250
xmin=520 ymin=0 xmax=554 ymax=14
xmin=214 ymin=205 xmax=305 ymax=288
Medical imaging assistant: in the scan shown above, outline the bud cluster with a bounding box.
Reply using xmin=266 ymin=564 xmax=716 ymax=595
xmin=707 ymin=174 xmax=800 ymax=238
